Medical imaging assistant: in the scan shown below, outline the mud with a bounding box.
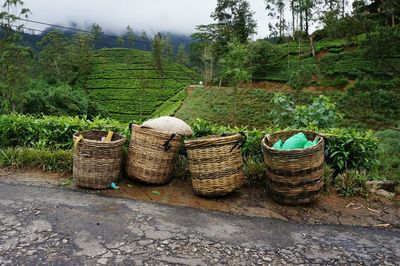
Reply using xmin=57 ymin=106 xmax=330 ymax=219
xmin=0 ymin=168 xmax=399 ymax=230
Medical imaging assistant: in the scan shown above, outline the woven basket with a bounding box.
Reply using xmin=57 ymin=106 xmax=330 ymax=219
xmin=261 ymin=130 xmax=325 ymax=205
xmin=126 ymin=125 xmax=183 ymax=184
xmin=185 ymin=133 xmax=245 ymax=197
xmin=73 ymin=130 xmax=125 ymax=189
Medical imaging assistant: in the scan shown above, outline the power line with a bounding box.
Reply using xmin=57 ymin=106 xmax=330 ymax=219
xmin=16 ymin=18 xmax=150 ymax=44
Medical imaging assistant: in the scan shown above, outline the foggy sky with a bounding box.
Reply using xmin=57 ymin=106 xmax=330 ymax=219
xmin=22 ymin=0 xmax=352 ymax=38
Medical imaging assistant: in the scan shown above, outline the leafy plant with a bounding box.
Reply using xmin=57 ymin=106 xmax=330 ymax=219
xmin=271 ymin=94 xmax=343 ymax=128
xmin=334 ymin=170 xmax=368 ymax=197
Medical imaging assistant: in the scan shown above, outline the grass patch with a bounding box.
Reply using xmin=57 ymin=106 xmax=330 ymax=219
xmin=372 ymin=129 xmax=400 ymax=181
xmin=0 ymin=148 xmax=73 ymax=172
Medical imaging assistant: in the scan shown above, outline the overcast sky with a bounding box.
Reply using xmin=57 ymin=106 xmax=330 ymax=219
xmin=23 ymin=0 xmax=353 ymax=38
xmin=22 ymin=0 xmax=278 ymax=38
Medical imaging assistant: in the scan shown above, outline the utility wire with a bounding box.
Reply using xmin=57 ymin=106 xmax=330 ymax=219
xmin=16 ymin=17 xmax=150 ymax=44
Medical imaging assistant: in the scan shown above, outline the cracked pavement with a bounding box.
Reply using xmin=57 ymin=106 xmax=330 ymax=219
xmin=0 ymin=182 xmax=399 ymax=265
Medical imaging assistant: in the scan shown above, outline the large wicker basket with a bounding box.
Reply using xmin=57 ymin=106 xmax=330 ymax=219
xmin=261 ymin=130 xmax=325 ymax=205
xmin=184 ymin=133 xmax=245 ymax=197
xmin=126 ymin=125 xmax=183 ymax=184
xmin=73 ymin=130 xmax=125 ymax=189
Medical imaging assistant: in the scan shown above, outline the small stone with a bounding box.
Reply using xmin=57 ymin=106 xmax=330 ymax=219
xmin=62 ymin=239 xmax=69 ymax=244
xmin=97 ymin=258 xmax=108 ymax=265
xmin=374 ymin=189 xmax=395 ymax=199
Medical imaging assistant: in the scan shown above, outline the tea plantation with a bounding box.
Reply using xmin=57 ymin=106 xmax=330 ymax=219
xmin=86 ymin=48 xmax=199 ymax=122
xmin=260 ymin=38 xmax=400 ymax=83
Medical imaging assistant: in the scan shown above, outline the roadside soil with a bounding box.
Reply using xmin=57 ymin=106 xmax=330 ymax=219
xmin=0 ymin=167 xmax=399 ymax=230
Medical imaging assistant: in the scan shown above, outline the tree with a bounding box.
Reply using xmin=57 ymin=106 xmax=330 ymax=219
xmin=126 ymin=25 xmax=135 ymax=48
xmin=175 ymin=44 xmax=189 ymax=65
xmin=90 ymin=23 xmax=103 ymax=47
xmin=37 ymin=30 xmax=70 ymax=84
xmin=0 ymin=34 xmax=31 ymax=112
xmin=218 ymin=40 xmax=251 ymax=121
xmin=0 ymin=0 xmax=31 ymax=112
xmin=140 ymin=30 xmax=149 ymax=50
xmin=194 ymin=0 xmax=257 ymax=60
xmin=152 ymin=33 xmax=165 ymax=87
xmin=219 ymin=40 xmax=251 ymax=88
xmin=0 ymin=0 xmax=30 ymax=37
xmin=67 ymin=33 xmax=94 ymax=87
xmin=116 ymin=36 xmax=125 ymax=47
xmin=163 ymin=33 xmax=173 ymax=62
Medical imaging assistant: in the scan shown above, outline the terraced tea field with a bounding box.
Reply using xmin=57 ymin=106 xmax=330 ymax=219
xmin=260 ymin=39 xmax=400 ymax=83
xmin=87 ymin=48 xmax=199 ymax=122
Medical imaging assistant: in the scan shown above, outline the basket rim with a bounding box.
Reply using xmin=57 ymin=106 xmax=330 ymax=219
xmin=132 ymin=124 xmax=183 ymax=140
xmin=73 ymin=130 xmax=126 ymax=144
xmin=184 ymin=133 xmax=242 ymax=147
xmin=262 ymin=130 xmax=324 ymax=153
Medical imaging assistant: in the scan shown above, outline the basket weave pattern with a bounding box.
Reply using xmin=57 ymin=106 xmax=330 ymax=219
xmin=185 ymin=134 xmax=245 ymax=197
xmin=73 ymin=130 xmax=125 ymax=189
xmin=126 ymin=125 xmax=182 ymax=184
xmin=262 ymin=130 xmax=325 ymax=205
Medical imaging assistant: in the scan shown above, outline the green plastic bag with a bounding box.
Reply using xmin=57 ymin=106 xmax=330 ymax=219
xmin=303 ymin=140 xmax=315 ymax=148
xmin=272 ymin=139 xmax=283 ymax=149
xmin=281 ymin=132 xmax=308 ymax=150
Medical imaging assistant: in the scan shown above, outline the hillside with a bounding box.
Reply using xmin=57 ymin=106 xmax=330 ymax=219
xmin=86 ymin=48 xmax=199 ymax=122
xmin=175 ymin=86 xmax=400 ymax=129
xmin=258 ymin=37 xmax=400 ymax=84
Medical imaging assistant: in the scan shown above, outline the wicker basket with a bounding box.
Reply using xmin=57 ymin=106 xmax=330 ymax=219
xmin=73 ymin=130 xmax=125 ymax=189
xmin=126 ymin=125 xmax=183 ymax=184
xmin=185 ymin=133 xmax=245 ymax=197
xmin=261 ymin=130 xmax=325 ymax=205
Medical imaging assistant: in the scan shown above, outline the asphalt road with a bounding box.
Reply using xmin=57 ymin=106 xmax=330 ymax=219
xmin=0 ymin=182 xmax=399 ymax=265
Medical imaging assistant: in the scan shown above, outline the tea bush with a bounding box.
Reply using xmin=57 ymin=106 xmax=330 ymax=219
xmin=190 ymin=119 xmax=378 ymax=180
xmin=0 ymin=114 xmax=128 ymax=150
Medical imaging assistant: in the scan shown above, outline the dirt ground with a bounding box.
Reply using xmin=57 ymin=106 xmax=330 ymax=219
xmin=0 ymin=167 xmax=399 ymax=230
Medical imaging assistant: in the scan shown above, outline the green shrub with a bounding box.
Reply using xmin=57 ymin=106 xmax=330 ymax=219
xmin=0 ymin=114 xmax=128 ymax=150
xmin=189 ymin=119 xmax=378 ymax=183
xmin=324 ymin=128 xmax=378 ymax=172
xmin=334 ymin=170 xmax=368 ymax=197
xmin=271 ymin=93 xmax=343 ymax=128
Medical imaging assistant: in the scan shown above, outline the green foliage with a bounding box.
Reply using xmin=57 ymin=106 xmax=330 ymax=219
xmin=362 ymin=26 xmax=400 ymax=77
xmin=219 ymin=40 xmax=251 ymax=87
xmin=21 ymin=84 xmax=105 ymax=118
xmin=287 ymin=65 xmax=313 ymax=91
xmin=189 ymin=118 xmax=378 ymax=181
xmin=87 ymin=48 xmax=198 ymax=122
xmin=324 ymin=128 xmax=378 ymax=172
xmin=271 ymin=93 xmax=343 ymax=128
xmin=343 ymin=79 xmax=400 ymax=127
xmin=372 ymin=130 xmax=400 ymax=181
xmin=334 ymin=170 xmax=368 ymax=197
xmin=37 ymin=30 xmax=70 ymax=84
xmin=0 ymin=33 xmax=31 ymax=112
xmin=0 ymin=147 xmax=72 ymax=172
xmin=0 ymin=114 xmax=127 ymax=150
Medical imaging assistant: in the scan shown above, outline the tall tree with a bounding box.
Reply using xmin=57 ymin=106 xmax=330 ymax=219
xmin=163 ymin=33 xmax=173 ymax=62
xmin=116 ymin=36 xmax=125 ymax=47
xmin=67 ymin=33 xmax=94 ymax=87
xmin=176 ymin=44 xmax=189 ymax=65
xmin=152 ymin=33 xmax=165 ymax=87
xmin=37 ymin=30 xmax=70 ymax=84
xmin=0 ymin=0 xmax=31 ymax=112
xmin=90 ymin=23 xmax=103 ymax=47
xmin=126 ymin=25 xmax=135 ymax=48
xmin=0 ymin=0 xmax=30 ymax=37
xmin=140 ymin=30 xmax=149 ymax=50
